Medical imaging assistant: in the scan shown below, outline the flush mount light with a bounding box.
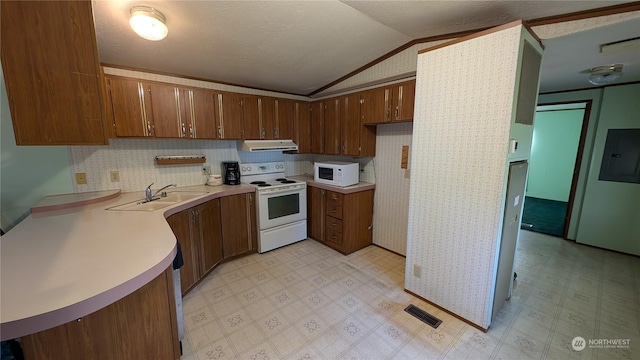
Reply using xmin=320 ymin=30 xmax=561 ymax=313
xmin=581 ymin=64 xmax=623 ymax=85
xmin=129 ymin=6 xmax=168 ymax=41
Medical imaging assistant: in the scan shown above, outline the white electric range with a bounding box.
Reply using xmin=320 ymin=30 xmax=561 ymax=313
xmin=240 ymin=162 xmax=307 ymax=253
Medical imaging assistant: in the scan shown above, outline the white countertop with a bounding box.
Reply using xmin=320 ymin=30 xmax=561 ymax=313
xmin=0 ymin=184 xmax=255 ymax=340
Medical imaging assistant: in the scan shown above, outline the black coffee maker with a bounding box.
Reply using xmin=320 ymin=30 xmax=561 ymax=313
xmin=222 ymin=161 xmax=241 ymax=185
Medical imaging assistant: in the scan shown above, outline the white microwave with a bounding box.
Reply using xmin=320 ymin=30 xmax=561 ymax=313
xmin=314 ymin=161 xmax=359 ymax=187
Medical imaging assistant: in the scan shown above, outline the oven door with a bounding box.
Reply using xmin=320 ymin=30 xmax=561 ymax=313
xmin=257 ymin=187 xmax=307 ymax=230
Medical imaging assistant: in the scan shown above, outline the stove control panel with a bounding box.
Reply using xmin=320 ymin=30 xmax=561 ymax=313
xmin=240 ymin=162 xmax=285 ymax=175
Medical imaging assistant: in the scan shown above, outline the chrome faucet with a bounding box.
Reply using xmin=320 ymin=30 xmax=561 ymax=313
xmin=145 ymin=183 xmax=177 ymax=202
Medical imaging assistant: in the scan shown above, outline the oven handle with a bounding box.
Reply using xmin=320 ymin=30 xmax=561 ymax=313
xmin=258 ymin=187 xmax=306 ymax=197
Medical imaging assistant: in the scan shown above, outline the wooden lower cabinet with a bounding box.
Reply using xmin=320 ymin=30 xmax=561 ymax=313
xmin=221 ymin=193 xmax=257 ymax=259
xmin=22 ymin=267 xmax=180 ymax=360
xmin=167 ymin=193 xmax=256 ymax=295
xmin=307 ymin=185 xmax=374 ymax=255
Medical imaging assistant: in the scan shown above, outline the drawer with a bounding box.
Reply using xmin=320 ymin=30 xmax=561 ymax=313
xmin=325 ymin=216 xmax=343 ymax=232
xmin=327 ymin=203 xmax=343 ymax=219
xmin=326 ymin=191 xmax=343 ymax=206
xmin=325 ymin=228 xmax=343 ymax=246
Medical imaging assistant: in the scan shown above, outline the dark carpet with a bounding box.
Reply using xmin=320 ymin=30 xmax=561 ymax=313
xmin=521 ymin=196 xmax=568 ymax=237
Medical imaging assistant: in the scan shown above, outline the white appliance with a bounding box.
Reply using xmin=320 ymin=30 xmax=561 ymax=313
xmin=314 ymin=161 xmax=359 ymax=187
xmin=240 ymin=162 xmax=307 ymax=253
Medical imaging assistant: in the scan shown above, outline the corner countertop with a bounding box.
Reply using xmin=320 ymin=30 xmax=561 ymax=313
xmin=290 ymin=175 xmax=375 ymax=194
xmin=0 ymin=184 xmax=255 ymax=341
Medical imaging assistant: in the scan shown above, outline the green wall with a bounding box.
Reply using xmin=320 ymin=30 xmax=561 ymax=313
xmin=0 ymin=62 xmax=74 ymax=232
xmin=576 ymin=83 xmax=640 ymax=255
xmin=527 ymin=109 xmax=584 ymax=202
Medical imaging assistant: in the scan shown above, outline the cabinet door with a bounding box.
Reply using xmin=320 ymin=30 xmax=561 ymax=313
xmin=220 ymin=194 xmax=252 ymax=258
xmin=324 ymin=98 xmax=341 ymax=155
xmin=341 ymin=94 xmax=361 ymax=156
xmin=362 ymin=88 xmax=387 ymax=124
xmin=166 ymin=210 xmax=198 ymax=294
xmin=261 ymin=97 xmax=276 ymax=139
xmin=308 ymin=187 xmax=325 ymax=242
xmin=242 ymin=95 xmax=261 ymax=139
xmin=295 ymin=102 xmax=311 ymax=153
xmin=275 ymin=99 xmax=294 ymax=140
xmin=186 ymin=88 xmax=216 ymax=139
xmin=310 ymin=101 xmax=325 ymax=154
xmin=395 ymin=80 xmax=416 ymax=122
xmin=1 ymin=0 xmax=108 ymax=145
xmin=107 ymin=76 xmax=154 ymax=137
xmin=214 ymin=92 xmax=244 ymax=139
xmin=199 ymin=199 xmax=223 ymax=274
xmin=150 ymin=83 xmax=181 ymax=138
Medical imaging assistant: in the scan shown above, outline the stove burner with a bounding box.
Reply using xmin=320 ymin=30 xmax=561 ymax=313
xmin=280 ymin=180 xmax=296 ymax=184
xmin=257 ymin=183 xmax=272 ymax=187
xmin=250 ymin=181 xmax=266 ymax=185
xmin=275 ymin=178 xmax=287 ymax=181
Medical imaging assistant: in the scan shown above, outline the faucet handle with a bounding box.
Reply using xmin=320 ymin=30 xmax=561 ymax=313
xmin=146 ymin=182 xmax=154 ymax=190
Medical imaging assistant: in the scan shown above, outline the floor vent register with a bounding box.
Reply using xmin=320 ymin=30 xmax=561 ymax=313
xmin=404 ymin=304 xmax=443 ymax=329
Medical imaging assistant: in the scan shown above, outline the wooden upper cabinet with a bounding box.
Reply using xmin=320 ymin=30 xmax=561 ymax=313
xmin=359 ymin=80 xmax=416 ymax=124
xmin=1 ymin=1 xmax=108 ymax=145
xmin=148 ymin=84 xmax=216 ymax=139
xmin=275 ymin=99 xmax=295 ymax=140
xmin=310 ymin=101 xmax=325 ymax=154
xmin=324 ymin=98 xmax=341 ymax=155
xmin=149 ymin=83 xmax=181 ymax=138
xmin=261 ymin=97 xmax=276 ymax=139
xmin=106 ymin=76 xmax=154 ymax=137
xmin=294 ymin=102 xmax=311 ymax=153
xmin=243 ymin=96 xmax=278 ymax=140
xmin=342 ymin=94 xmax=362 ymax=156
xmin=242 ymin=95 xmax=261 ymax=139
xmin=214 ymin=91 xmax=245 ymax=139
xmin=394 ymin=80 xmax=416 ymax=122
xmin=362 ymin=88 xmax=387 ymax=124
xmin=188 ymin=88 xmax=216 ymax=139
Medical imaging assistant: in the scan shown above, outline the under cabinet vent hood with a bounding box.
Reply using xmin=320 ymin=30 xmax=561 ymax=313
xmin=239 ymin=139 xmax=298 ymax=152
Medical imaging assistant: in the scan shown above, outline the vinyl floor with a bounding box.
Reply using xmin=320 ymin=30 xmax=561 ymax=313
xmin=180 ymin=231 xmax=639 ymax=360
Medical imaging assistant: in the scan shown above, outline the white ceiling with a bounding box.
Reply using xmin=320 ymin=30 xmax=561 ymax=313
xmin=92 ymin=1 xmax=638 ymax=95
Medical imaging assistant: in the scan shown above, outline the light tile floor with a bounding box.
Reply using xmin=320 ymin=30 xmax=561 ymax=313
xmin=180 ymin=230 xmax=639 ymax=360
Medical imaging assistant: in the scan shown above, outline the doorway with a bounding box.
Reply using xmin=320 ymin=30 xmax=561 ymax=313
xmin=521 ymin=101 xmax=590 ymax=238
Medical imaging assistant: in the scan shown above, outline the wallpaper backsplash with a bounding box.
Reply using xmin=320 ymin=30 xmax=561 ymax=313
xmin=68 ymin=139 xmax=374 ymax=193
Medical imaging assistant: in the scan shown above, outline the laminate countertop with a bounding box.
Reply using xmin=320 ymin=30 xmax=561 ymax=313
xmin=0 ymin=184 xmax=255 ymax=341
xmin=290 ymin=175 xmax=375 ymax=194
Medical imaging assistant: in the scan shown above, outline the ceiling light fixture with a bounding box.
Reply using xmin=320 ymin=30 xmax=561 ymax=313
xmin=129 ymin=6 xmax=168 ymax=41
xmin=582 ymin=64 xmax=623 ymax=85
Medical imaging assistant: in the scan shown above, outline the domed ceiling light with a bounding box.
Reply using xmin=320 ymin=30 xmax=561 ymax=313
xmin=129 ymin=6 xmax=168 ymax=41
xmin=582 ymin=64 xmax=623 ymax=85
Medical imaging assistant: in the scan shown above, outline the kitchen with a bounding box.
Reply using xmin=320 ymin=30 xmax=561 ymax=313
xmin=2 ymin=1 xmax=640 ymax=359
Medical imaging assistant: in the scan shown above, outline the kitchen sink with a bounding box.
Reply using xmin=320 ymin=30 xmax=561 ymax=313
xmin=107 ymin=191 xmax=207 ymax=211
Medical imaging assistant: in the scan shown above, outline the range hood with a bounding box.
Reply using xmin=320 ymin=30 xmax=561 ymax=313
xmin=238 ymin=139 xmax=298 ymax=152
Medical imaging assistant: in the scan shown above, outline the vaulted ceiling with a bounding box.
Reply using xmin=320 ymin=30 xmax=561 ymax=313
xmin=92 ymin=1 xmax=639 ymax=96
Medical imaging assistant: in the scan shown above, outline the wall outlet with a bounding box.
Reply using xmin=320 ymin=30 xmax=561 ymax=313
xmin=110 ymin=171 xmax=120 ymax=183
xmin=75 ymin=172 xmax=87 ymax=185
xmin=413 ymin=264 xmax=422 ymax=278
xmin=202 ymin=166 xmax=211 ymax=175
